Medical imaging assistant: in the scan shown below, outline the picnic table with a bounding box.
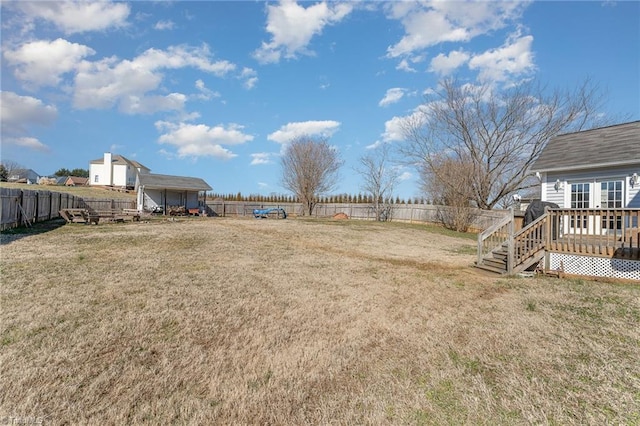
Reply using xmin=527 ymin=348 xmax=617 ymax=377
xmin=59 ymin=208 xmax=141 ymax=224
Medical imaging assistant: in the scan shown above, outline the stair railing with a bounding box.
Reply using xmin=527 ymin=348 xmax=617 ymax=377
xmin=512 ymin=212 xmax=549 ymax=269
xmin=477 ymin=208 xmax=514 ymax=270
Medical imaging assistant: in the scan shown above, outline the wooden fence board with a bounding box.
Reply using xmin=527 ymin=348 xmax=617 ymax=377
xmin=0 ymin=187 xmax=136 ymax=231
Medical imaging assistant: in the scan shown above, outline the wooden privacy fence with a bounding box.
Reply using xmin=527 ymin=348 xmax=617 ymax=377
xmin=0 ymin=187 xmax=135 ymax=231
xmin=205 ymin=201 xmax=507 ymax=232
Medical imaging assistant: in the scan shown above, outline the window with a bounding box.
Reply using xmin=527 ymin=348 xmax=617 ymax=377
xmin=600 ymin=181 xmax=623 ymax=208
xmin=600 ymin=180 xmax=623 ymax=231
xmin=570 ymin=183 xmax=590 ymax=208
xmin=94 ymin=175 xmax=99 ymax=183
xmin=570 ymin=183 xmax=590 ymax=229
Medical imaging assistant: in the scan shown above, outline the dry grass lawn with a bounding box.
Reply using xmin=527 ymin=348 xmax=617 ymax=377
xmin=1 ymin=217 xmax=639 ymax=425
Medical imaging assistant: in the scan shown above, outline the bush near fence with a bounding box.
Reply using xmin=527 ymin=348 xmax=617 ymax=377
xmin=0 ymin=187 xmax=136 ymax=231
xmin=204 ymin=201 xmax=507 ymax=232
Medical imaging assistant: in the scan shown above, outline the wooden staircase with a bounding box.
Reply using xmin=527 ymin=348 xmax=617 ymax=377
xmin=476 ymin=209 xmax=548 ymax=275
xmin=476 ymin=244 xmax=509 ymax=274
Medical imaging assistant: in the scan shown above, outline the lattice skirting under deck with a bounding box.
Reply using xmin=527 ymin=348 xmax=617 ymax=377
xmin=548 ymin=253 xmax=640 ymax=281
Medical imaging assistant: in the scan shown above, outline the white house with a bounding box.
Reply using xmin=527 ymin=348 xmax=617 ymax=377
xmin=89 ymin=153 xmax=150 ymax=189
xmin=531 ymin=121 xmax=640 ymax=211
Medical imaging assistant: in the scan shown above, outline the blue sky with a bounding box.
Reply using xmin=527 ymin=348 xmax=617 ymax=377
xmin=1 ymin=0 xmax=639 ymax=200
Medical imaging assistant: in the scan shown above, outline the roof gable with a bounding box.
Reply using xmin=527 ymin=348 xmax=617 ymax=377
xmin=66 ymin=176 xmax=88 ymax=185
xmin=8 ymin=169 xmax=40 ymax=179
xmin=531 ymin=121 xmax=640 ymax=172
xmin=90 ymin=154 xmax=150 ymax=171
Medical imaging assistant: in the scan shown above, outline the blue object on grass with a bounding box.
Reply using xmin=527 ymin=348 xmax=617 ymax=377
xmin=253 ymin=208 xmax=287 ymax=219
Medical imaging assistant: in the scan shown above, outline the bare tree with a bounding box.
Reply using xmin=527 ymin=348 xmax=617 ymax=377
xmin=356 ymin=144 xmax=400 ymax=221
xmin=422 ymin=155 xmax=477 ymax=232
xmin=281 ymin=135 xmax=343 ymax=216
xmin=1 ymin=160 xmax=24 ymax=181
xmin=401 ymin=78 xmax=610 ymax=209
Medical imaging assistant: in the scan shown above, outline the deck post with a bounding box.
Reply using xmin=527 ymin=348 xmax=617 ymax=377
xmin=507 ymin=207 xmax=515 ymax=275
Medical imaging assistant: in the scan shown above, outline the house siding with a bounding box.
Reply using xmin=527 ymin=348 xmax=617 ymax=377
xmin=629 ymin=182 xmax=640 ymax=208
xmin=545 ymin=165 xmax=640 ymax=208
xmin=89 ymin=163 xmax=106 ymax=185
xmin=142 ymin=189 xmax=163 ymax=211
xmin=112 ymin=164 xmax=129 ymax=187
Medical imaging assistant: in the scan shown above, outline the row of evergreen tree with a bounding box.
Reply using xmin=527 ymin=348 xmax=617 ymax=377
xmin=208 ymin=192 xmax=429 ymax=205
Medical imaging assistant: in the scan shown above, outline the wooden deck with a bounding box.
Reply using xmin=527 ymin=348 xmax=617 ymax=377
xmin=478 ymin=208 xmax=640 ymax=276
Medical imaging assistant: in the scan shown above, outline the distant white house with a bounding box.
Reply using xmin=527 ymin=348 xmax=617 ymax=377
xmin=89 ymin=153 xmax=150 ymax=189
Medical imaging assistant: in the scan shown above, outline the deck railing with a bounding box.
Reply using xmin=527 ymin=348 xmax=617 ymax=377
xmin=477 ymin=208 xmax=640 ymax=274
xmin=546 ymin=208 xmax=640 ymax=259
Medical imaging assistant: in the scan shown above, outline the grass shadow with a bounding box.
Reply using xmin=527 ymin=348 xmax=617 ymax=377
xmin=1 ymin=218 xmax=67 ymax=245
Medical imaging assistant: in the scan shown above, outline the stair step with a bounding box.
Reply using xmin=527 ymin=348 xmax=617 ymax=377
xmin=492 ymin=250 xmax=508 ymax=260
xmin=482 ymin=256 xmax=507 ymax=268
xmin=475 ymin=262 xmax=507 ymax=275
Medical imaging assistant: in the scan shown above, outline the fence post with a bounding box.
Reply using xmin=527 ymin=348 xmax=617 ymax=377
xmin=17 ymin=190 xmax=24 ymax=227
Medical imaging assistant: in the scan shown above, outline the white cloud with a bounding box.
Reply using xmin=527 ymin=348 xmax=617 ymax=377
xmin=13 ymin=1 xmax=130 ymax=34
xmin=381 ymin=115 xmax=407 ymax=142
xmin=194 ymin=79 xmax=220 ymax=100
xmin=469 ymin=33 xmax=535 ymax=82
xmin=109 ymin=144 xmax=124 ymax=153
xmin=73 ymin=44 xmax=235 ymax=113
xmin=365 ymin=140 xmax=384 ymax=150
xmin=119 ymin=93 xmax=187 ymax=115
xmin=398 ymin=171 xmax=412 ymax=181
xmin=429 ymin=49 xmax=470 ymax=75
xmin=240 ymin=67 xmax=258 ymax=90
xmin=379 ymin=88 xmax=406 ymax=107
xmin=396 ymin=59 xmax=416 ymax=73
xmin=4 ymin=38 xmax=95 ymax=87
xmin=154 ymin=20 xmax=175 ymax=30
xmin=1 ymin=91 xmax=57 ymax=135
xmin=253 ymin=0 xmax=353 ymax=64
xmin=155 ymin=121 xmax=254 ymax=160
xmin=250 ymin=152 xmax=274 ymax=165
xmin=1 ymin=91 xmax=57 ymax=153
xmin=244 ymin=77 xmax=259 ymax=90
xmin=267 ymin=120 xmax=341 ymax=144
xmin=133 ymin=45 xmax=235 ymax=76
xmin=385 ymin=1 xmax=529 ymax=58
xmin=3 ymin=136 xmax=50 ymax=152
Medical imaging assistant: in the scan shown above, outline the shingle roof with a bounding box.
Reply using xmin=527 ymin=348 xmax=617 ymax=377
xmin=66 ymin=176 xmax=88 ymax=185
xmin=137 ymin=173 xmax=212 ymax=191
xmin=531 ymin=121 xmax=640 ymax=172
xmin=90 ymin=154 xmax=150 ymax=171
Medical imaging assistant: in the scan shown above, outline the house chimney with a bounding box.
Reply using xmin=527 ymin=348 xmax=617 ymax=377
xmin=104 ymin=152 xmax=112 ymax=186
